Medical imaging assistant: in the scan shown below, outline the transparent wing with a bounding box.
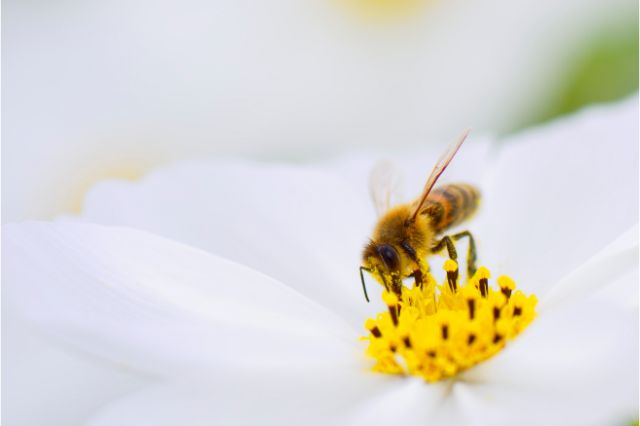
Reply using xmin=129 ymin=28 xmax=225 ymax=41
xmin=369 ymin=160 xmax=404 ymax=216
xmin=409 ymin=129 xmax=471 ymax=221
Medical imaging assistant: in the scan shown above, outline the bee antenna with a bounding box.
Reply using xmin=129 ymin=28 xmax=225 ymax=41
xmin=359 ymin=266 xmax=371 ymax=303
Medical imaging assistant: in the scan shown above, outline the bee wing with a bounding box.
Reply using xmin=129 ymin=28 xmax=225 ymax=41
xmin=369 ymin=160 xmax=404 ymax=216
xmin=409 ymin=129 xmax=470 ymax=221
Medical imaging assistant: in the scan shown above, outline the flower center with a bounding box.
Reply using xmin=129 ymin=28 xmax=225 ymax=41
xmin=363 ymin=260 xmax=537 ymax=382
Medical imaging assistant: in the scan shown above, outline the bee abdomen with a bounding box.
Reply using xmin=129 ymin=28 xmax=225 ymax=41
xmin=420 ymin=184 xmax=480 ymax=231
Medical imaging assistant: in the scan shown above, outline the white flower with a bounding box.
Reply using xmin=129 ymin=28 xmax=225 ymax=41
xmin=4 ymin=98 xmax=638 ymax=425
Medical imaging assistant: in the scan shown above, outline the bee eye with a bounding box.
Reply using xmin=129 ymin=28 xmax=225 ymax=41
xmin=377 ymin=244 xmax=399 ymax=271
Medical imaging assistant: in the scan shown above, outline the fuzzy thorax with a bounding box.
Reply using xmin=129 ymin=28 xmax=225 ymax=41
xmin=362 ymin=204 xmax=433 ymax=282
xmin=363 ymin=260 xmax=537 ymax=382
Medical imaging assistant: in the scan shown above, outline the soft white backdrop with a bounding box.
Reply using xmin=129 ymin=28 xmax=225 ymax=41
xmin=3 ymin=0 xmax=638 ymax=424
xmin=3 ymin=0 xmax=636 ymax=222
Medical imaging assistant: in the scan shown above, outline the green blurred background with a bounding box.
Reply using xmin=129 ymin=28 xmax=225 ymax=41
xmin=514 ymin=21 xmax=638 ymax=132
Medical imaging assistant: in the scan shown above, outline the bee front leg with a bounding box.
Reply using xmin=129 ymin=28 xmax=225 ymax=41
xmin=432 ymin=231 xmax=477 ymax=279
xmin=408 ymin=268 xmax=424 ymax=289
xmin=390 ymin=275 xmax=403 ymax=297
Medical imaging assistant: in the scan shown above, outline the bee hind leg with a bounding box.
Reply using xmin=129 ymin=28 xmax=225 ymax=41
xmin=432 ymin=231 xmax=477 ymax=279
xmin=431 ymin=235 xmax=458 ymax=260
xmin=453 ymin=231 xmax=477 ymax=278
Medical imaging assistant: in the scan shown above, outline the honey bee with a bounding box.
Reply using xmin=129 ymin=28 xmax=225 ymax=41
xmin=360 ymin=130 xmax=480 ymax=301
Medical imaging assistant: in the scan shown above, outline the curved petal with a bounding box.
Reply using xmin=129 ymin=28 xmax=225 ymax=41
xmin=476 ymin=98 xmax=638 ymax=289
xmin=81 ymin=160 xmax=375 ymax=325
xmin=541 ymin=224 xmax=638 ymax=309
xmin=346 ymin=378 xmax=455 ymax=426
xmin=88 ymin=368 xmax=391 ymax=426
xmin=2 ymin=312 xmax=148 ymax=426
xmin=462 ymin=296 xmax=638 ymax=426
xmin=3 ymin=221 xmax=358 ymax=379
xmin=79 ymin=138 xmax=494 ymax=325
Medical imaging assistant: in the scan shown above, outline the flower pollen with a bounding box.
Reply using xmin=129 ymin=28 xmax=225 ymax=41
xmin=363 ymin=261 xmax=537 ymax=382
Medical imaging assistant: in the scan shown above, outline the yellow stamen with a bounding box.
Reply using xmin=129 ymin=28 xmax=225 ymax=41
xmin=363 ymin=261 xmax=537 ymax=382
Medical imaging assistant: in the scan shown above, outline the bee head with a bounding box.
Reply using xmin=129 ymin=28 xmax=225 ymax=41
xmin=361 ymin=242 xmax=405 ymax=299
xmin=362 ymin=242 xmax=401 ymax=275
xmin=376 ymin=244 xmax=400 ymax=273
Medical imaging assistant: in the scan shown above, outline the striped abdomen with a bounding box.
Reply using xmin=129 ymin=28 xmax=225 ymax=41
xmin=418 ymin=183 xmax=480 ymax=232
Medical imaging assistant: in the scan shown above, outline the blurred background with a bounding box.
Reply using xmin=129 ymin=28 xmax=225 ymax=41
xmin=2 ymin=0 xmax=638 ymax=425
xmin=3 ymin=0 xmax=638 ymax=223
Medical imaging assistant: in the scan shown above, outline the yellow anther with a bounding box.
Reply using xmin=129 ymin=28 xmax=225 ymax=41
xmin=435 ymin=309 xmax=454 ymax=326
xmin=474 ymin=266 xmax=491 ymax=280
xmin=444 ymin=259 xmax=460 ymax=293
xmin=365 ymin=318 xmax=377 ymax=330
xmin=382 ymin=291 xmax=399 ymax=307
xmin=511 ymin=290 xmax=527 ymax=306
xmin=488 ymin=291 xmax=507 ymax=307
xmin=444 ymin=259 xmax=458 ymax=272
xmin=497 ymin=275 xmax=516 ymax=290
xmin=362 ymin=264 xmax=536 ymax=383
xmin=459 ymin=284 xmax=479 ymax=300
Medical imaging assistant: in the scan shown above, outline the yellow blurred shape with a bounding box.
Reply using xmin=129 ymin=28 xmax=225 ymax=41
xmin=337 ymin=0 xmax=432 ymax=23
xmin=67 ymin=165 xmax=147 ymax=214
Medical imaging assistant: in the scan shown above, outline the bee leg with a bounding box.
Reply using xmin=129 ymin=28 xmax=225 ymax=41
xmin=432 ymin=231 xmax=478 ymax=278
xmin=379 ymin=271 xmax=391 ymax=293
xmin=431 ymin=236 xmax=458 ymax=261
xmin=390 ymin=275 xmax=403 ymax=297
xmin=451 ymin=231 xmax=477 ymax=278
xmin=378 ymin=271 xmax=402 ymax=297
xmin=408 ymin=269 xmax=424 ymax=289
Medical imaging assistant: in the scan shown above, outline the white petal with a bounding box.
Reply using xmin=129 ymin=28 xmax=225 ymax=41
xmin=477 ymin=99 xmax=638 ymax=289
xmin=79 ymin=137 xmax=494 ymax=325
xmin=595 ymin=263 xmax=639 ymax=310
xmin=89 ymin=369 xmax=390 ymax=426
xmin=464 ymin=297 xmax=638 ymax=426
xmin=347 ymin=378 xmax=453 ymax=426
xmin=541 ymin=224 xmax=638 ymax=309
xmin=81 ymin=160 xmax=375 ymax=325
xmin=2 ymin=312 xmax=148 ymax=426
xmin=3 ymin=221 xmax=358 ymax=379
